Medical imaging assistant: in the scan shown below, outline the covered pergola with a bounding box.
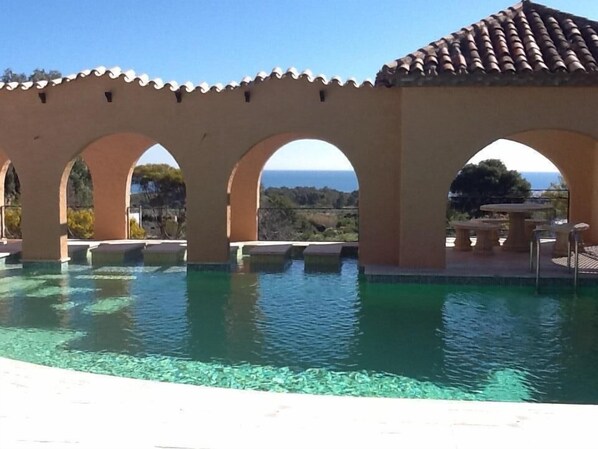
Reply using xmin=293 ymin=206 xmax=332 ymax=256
xmin=376 ymin=0 xmax=598 ymax=268
xmin=0 ymin=0 xmax=596 ymax=271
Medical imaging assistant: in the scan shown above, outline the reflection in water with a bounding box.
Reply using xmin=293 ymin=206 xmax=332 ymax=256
xmin=357 ymin=282 xmax=445 ymax=381
xmin=0 ymin=261 xmax=598 ymax=403
xmin=186 ymin=271 xmax=231 ymax=361
xmin=69 ymin=270 xmax=138 ymax=354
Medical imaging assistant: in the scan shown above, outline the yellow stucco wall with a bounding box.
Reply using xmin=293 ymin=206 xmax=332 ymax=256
xmin=399 ymin=86 xmax=598 ymax=268
xmin=0 ymin=74 xmax=596 ymax=269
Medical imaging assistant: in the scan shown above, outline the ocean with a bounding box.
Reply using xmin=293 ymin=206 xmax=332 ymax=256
xmin=260 ymin=170 xmax=562 ymax=192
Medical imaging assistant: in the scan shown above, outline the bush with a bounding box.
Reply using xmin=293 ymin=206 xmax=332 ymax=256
xmin=4 ymin=207 xmax=21 ymax=238
xmin=129 ymin=218 xmax=146 ymax=239
xmin=67 ymin=208 xmax=94 ymax=239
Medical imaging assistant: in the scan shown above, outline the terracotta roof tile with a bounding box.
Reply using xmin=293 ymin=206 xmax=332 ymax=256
xmin=377 ymin=1 xmax=598 ymax=86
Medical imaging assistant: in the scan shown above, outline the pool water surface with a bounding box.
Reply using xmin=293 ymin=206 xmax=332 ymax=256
xmin=0 ymin=260 xmax=597 ymax=403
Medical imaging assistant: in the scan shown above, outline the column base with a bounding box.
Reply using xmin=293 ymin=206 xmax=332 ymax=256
xmin=22 ymin=259 xmax=70 ymax=273
xmin=187 ymin=262 xmax=231 ymax=272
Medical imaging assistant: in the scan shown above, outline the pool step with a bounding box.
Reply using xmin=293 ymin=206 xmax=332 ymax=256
xmin=68 ymin=242 xmax=99 ymax=263
xmin=0 ymin=240 xmax=22 ymax=263
xmin=91 ymin=242 xmax=146 ymax=266
xmin=248 ymin=244 xmax=292 ymax=270
xmin=143 ymin=242 xmax=187 ymax=265
xmin=303 ymin=243 xmax=343 ymax=272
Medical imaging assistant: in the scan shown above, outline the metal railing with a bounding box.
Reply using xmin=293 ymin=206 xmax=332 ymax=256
xmin=128 ymin=205 xmax=186 ymax=239
xmin=530 ymin=223 xmax=587 ymax=292
xmin=447 ymin=189 xmax=569 ymax=236
xmin=257 ymin=207 xmax=359 ymax=242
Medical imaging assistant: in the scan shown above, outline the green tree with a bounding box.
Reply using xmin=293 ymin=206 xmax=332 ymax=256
xmin=259 ymin=193 xmax=298 ymax=240
xmin=4 ymin=164 xmax=20 ymax=205
xmin=67 ymin=157 xmax=93 ymax=207
xmin=2 ymin=67 xmax=61 ymax=83
xmin=131 ymin=164 xmax=186 ymax=239
xmin=541 ymin=176 xmax=568 ymax=219
xmin=132 ymin=164 xmax=185 ymax=207
xmin=28 ymin=68 xmax=62 ymax=82
xmin=449 ymin=159 xmax=531 ymax=217
xmin=1 ymin=69 xmax=26 ymax=83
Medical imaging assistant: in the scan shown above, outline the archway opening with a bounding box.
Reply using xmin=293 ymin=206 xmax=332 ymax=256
xmin=65 ymin=157 xmax=94 ymax=239
xmin=62 ymin=133 xmax=183 ymax=242
xmin=446 ymin=138 xmax=567 ymax=254
xmin=131 ymin=144 xmax=186 ymax=240
xmin=230 ymin=138 xmax=359 ymax=242
xmin=448 ymin=139 xmax=567 ymax=222
xmin=2 ymin=162 xmax=21 ymax=239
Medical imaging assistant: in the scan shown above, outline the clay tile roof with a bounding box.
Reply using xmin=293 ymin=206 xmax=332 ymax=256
xmin=376 ymin=1 xmax=598 ymax=86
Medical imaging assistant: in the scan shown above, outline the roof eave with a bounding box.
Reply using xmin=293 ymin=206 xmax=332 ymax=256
xmin=376 ymin=71 xmax=598 ymax=87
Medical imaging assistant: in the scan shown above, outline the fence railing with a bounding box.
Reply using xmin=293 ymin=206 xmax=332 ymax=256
xmin=446 ymin=189 xmax=569 ymax=236
xmin=127 ymin=206 xmax=186 ymax=239
xmin=257 ymin=207 xmax=358 ymax=242
xmin=0 ymin=205 xmax=22 ymax=239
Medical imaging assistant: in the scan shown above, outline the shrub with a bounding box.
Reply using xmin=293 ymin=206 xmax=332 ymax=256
xmin=67 ymin=208 xmax=94 ymax=239
xmin=4 ymin=207 xmax=21 ymax=238
xmin=129 ymin=218 xmax=146 ymax=239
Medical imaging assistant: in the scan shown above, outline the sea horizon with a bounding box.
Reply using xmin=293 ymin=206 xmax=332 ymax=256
xmin=260 ymin=169 xmax=562 ymax=192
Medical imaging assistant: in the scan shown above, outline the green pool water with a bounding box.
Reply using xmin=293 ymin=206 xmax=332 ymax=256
xmin=0 ymin=260 xmax=597 ymax=403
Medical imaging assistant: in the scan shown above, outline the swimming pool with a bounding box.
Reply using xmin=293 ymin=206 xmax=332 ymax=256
xmin=0 ymin=259 xmax=597 ymax=404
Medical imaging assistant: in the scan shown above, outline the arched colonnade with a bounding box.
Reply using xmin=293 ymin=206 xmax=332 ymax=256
xmin=0 ymin=69 xmax=597 ymax=270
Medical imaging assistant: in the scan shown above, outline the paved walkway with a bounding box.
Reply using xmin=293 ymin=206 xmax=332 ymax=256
xmin=1 ymin=357 xmax=597 ymax=449
xmin=366 ymin=241 xmax=598 ymax=285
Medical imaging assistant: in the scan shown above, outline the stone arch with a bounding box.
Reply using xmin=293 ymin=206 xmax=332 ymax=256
xmin=439 ymin=128 xmax=598 ymax=265
xmin=0 ymin=144 xmax=17 ymax=204
xmin=505 ymin=129 xmax=598 ymax=244
xmin=0 ymin=151 xmax=20 ymax=240
xmin=61 ymin=132 xmax=185 ymax=240
xmin=227 ymin=133 xmax=361 ymax=243
xmin=447 ymin=128 xmax=598 ymax=222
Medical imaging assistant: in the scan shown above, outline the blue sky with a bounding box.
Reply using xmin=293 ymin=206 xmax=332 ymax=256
xmin=4 ymin=0 xmax=594 ymax=172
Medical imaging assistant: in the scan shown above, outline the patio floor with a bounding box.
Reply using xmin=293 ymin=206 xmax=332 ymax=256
xmin=365 ymin=239 xmax=598 ymax=287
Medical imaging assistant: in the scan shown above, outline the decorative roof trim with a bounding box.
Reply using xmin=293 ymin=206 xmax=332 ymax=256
xmin=0 ymin=66 xmax=374 ymax=93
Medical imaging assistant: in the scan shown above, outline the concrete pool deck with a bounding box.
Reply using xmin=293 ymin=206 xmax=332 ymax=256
xmin=1 ymin=357 xmax=597 ymax=449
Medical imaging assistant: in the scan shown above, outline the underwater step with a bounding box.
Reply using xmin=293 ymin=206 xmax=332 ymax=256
xmin=91 ymin=242 xmax=146 ymax=266
xmin=248 ymin=244 xmax=292 ymax=271
xmin=68 ymin=242 xmax=99 ymax=263
xmin=303 ymin=243 xmax=343 ymax=272
xmin=0 ymin=239 xmax=22 ymax=263
xmin=143 ymin=242 xmax=187 ymax=266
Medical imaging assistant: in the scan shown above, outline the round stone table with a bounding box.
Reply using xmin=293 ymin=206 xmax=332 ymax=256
xmin=480 ymin=203 xmax=554 ymax=252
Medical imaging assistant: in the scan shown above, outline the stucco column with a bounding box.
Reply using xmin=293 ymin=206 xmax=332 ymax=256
xmin=82 ymin=134 xmax=154 ymax=240
xmin=229 ymin=173 xmax=259 ymax=242
xmin=0 ymin=156 xmax=13 ymax=240
xmin=85 ymin=161 xmax=133 ymax=240
xmin=512 ymin=131 xmax=598 ymax=245
xmin=228 ymin=134 xmax=297 ymax=242
xmin=0 ymin=158 xmax=10 ymax=209
xmin=186 ymin=169 xmax=231 ymax=269
xmin=228 ymin=160 xmax=262 ymax=242
xmin=397 ymin=139 xmax=450 ymax=269
xmin=20 ymin=164 xmax=69 ymax=264
xmin=358 ymin=180 xmax=401 ymax=267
